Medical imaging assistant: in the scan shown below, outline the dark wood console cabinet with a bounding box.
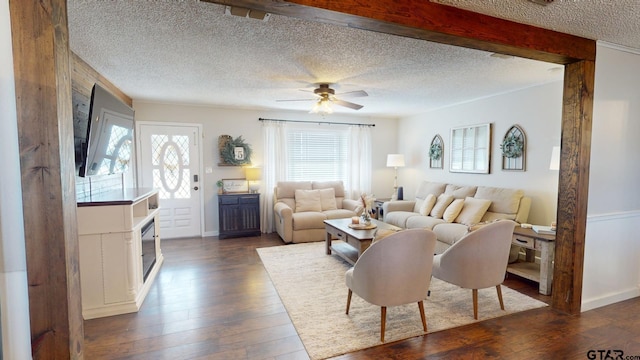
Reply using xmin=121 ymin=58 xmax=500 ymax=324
xmin=218 ymin=193 xmax=261 ymax=239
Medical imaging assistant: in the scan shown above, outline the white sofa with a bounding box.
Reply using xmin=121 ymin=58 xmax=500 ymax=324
xmin=382 ymin=181 xmax=531 ymax=254
xmin=273 ymin=181 xmax=362 ymax=243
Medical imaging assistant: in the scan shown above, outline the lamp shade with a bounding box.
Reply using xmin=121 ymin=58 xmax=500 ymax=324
xmin=386 ymin=154 xmax=405 ymax=167
xmin=245 ymin=167 xmax=262 ymax=181
xmin=549 ymin=146 xmax=560 ymax=170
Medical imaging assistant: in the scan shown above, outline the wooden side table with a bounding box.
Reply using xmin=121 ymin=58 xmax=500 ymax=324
xmin=507 ymin=226 xmax=556 ymax=295
xmin=372 ymin=198 xmax=391 ymax=219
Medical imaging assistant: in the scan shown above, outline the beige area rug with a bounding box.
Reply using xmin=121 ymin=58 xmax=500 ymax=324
xmin=257 ymin=241 xmax=548 ymax=360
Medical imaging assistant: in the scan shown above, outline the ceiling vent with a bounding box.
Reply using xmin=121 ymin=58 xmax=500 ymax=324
xmin=224 ymin=6 xmax=270 ymax=21
xmin=527 ymin=0 xmax=554 ymax=5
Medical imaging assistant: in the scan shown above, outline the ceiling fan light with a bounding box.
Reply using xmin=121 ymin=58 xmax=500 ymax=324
xmin=309 ymin=98 xmax=333 ymax=114
xmin=320 ymin=99 xmax=333 ymax=114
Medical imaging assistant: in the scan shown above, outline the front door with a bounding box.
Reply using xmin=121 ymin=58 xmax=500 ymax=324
xmin=137 ymin=123 xmax=202 ymax=239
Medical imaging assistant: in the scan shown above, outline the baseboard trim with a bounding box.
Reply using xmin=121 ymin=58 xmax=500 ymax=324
xmin=582 ymin=286 xmax=640 ymax=312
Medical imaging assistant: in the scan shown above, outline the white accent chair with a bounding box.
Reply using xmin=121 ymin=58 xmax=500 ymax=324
xmin=345 ymin=228 xmax=437 ymax=342
xmin=431 ymin=220 xmax=517 ymax=319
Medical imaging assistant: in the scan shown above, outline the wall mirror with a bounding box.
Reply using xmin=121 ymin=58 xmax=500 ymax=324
xmin=449 ymin=123 xmax=491 ymax=174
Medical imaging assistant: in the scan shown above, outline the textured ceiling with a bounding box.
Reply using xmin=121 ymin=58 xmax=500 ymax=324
xmin=67 ymin=0 xmax=639 ymax=117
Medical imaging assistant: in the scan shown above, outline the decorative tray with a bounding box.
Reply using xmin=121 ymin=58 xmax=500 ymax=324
xmin=348 ymin=223 xmax=377 ymax=230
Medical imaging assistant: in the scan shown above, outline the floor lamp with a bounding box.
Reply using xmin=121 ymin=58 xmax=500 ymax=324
xmin=386 ymin=154 xmax=405 ymax=200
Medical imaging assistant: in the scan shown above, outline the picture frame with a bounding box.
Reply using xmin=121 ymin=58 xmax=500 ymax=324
xmin=222 ymin=178 xmax=249 ymax=193
xmin=449 ymin=123 xmax=492 ymax=174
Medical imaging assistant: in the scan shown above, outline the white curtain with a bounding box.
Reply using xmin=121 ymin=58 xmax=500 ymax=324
xmin=347 ymin=125 xmax=372 ymax=199
xmin=261 ymin=120 xmax=288 ymax=233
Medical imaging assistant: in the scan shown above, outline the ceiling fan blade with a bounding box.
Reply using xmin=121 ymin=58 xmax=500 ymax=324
xmin=333 ymin=98 xmax=363 ymax=110
xmin=336 ymin=90 xmax=368 ymax=98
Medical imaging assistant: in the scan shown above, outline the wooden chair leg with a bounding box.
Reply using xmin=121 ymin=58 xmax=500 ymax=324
xmin=346 ymin=289 xmax=352 ymax=314
xmin=472 ymin=289 xmax=478 ymax=320
xmin=380 ymin=306 xmax=387 ymax=342
xmin=418 ymin=300 xmax=427 ymax=332
xmin=496 ymin=284 xmax=505 ymax=310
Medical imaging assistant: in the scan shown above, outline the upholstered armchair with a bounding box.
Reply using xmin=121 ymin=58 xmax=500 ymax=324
xmin=431 ymin=220 xmax=517 ymax=319
xmin=345 ymin=228 xmax=437 ymax=342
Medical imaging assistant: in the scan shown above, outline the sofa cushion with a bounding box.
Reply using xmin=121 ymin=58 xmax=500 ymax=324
xmin=277 ymin=181 xmax=312 ymax=199
xmin=405 ymin=215 xmax=446 ymax=229
xmin=415 ymin=181 xmax=447 ymax=200
xmin=455 ymin=197 xmax=492 ymax=225
xmin=474 ymin=186 xmax=524 ymax=214
xmin=445 ymin=184 xmax=478 ymax=199
xmin=312 ymin=181 xmax=345 ymax=197
xmin=319 ymin=188 xmax=337 ymax=211
xmin=384 ymin=211 xmax=417 ymax=228
xmin=323 ymin=209 xmax=357 ymax=220
xmin=418 ymin=194 xmax=437 ymax=215
xmin=292 ymin=211 xmax=327 ymax=230
xmin=430 ymin=194 xmax=455 ymax=219
xmin=432 ymin=223 xmax=469 ymax=246
xmin=443 ymin=198 xmax=465 ymax=222
xmin=295 ymin=189 xmax=322 ymax=212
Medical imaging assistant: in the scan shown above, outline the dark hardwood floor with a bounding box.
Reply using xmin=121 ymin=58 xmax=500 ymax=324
xmin=84 ymin=234 xmax=640 ymax=359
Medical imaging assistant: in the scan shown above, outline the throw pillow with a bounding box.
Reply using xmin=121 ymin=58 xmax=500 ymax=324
xmin=430 ymin=194 xmax=455 ymax=219
xmin=295 ymin=189 xmax=322 ymax=212
xmin=455 ymin=197 xmax=492 ymax=225
xmin=443 ymin=199 xmax=465 ymax=222
xmin=418 ymin=194 xmax=437 ymax=216
xmin=319 ymin=188 xmax=337 ymax=211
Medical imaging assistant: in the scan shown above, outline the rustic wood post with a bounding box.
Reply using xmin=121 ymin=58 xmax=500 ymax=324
xmin=9 ymin=0 xmax=84 ymax=357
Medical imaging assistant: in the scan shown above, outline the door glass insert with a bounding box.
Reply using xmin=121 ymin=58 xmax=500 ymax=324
xmin=151 ymin=134 xmax=191 ymax=199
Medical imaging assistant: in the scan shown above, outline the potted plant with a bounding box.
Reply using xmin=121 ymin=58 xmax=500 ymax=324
xmin=216 ymin=179 xmax=224 ymax=194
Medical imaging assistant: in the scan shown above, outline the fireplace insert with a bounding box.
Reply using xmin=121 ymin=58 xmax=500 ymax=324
xmin=141 ymin=218 xmax=156 ymax=282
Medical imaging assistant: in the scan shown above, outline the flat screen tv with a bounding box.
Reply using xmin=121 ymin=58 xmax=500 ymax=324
xmin=74 ymin=83 xmax=135 ymax=177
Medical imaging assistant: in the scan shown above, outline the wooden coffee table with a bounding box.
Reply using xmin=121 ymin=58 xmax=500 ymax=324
xmin=324 ymin=218 xmax=401 ymax=265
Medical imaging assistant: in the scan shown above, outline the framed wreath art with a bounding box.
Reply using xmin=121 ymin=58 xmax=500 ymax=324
xmin=501 ymin=134 xmax=524 ymax=158
xmin=429 ymin=134 xmax=444 ymax=169
xmin=218 ymin=135 xmax=253 ymax=166
xmin=501 ymin=125 xmax=526 ymax=171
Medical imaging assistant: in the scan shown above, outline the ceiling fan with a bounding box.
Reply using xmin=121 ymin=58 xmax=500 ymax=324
xmin=277 ymin=83 xmax=368 ymax=114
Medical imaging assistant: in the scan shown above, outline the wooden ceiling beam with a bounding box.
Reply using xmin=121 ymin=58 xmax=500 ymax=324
xmin=203 ymin=0 xmax=595 ymax=64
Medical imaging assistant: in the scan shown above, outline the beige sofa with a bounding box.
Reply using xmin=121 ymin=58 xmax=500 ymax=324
xmin=382 ymin=181 xmax=530 ymax=254
xmin=274 ymin=181 xmax=362 ymax=243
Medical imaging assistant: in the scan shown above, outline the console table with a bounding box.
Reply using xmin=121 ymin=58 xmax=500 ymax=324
xmin=507 ymin=226 xmax=556 ymax=295
xmin=76 ymin=188 xmax=162 ymax=319
xmin=218 ymin=193 xmax=261 ymax=239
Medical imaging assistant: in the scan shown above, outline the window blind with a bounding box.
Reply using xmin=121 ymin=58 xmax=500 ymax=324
xmin=286 ymin=126 xmax=349 ymax=182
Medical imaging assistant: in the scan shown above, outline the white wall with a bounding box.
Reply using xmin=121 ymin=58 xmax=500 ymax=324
xmin=0 ymin=0 xmax=33 ymax=357
xmin=397 ymin=81 xmax=563 ymax=225
xmin=133 ymin=101 xmax=399 ymax=235
xmin=581 ymin=43 xmax=640 ymax=311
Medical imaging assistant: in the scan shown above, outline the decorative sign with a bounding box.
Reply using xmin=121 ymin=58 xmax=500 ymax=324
xmin=222 ymin=178 xmax=249 ymax=193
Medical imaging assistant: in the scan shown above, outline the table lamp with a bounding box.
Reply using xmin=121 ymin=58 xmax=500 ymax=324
xmin=386 ymin=154 xmax=405 ymax=200
xmin=245 ymin=167 xmax=262 ymax=193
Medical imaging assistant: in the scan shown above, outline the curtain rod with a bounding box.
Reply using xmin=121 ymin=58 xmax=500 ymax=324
xmin=258 ymin=117 xmax=375 ymax=127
